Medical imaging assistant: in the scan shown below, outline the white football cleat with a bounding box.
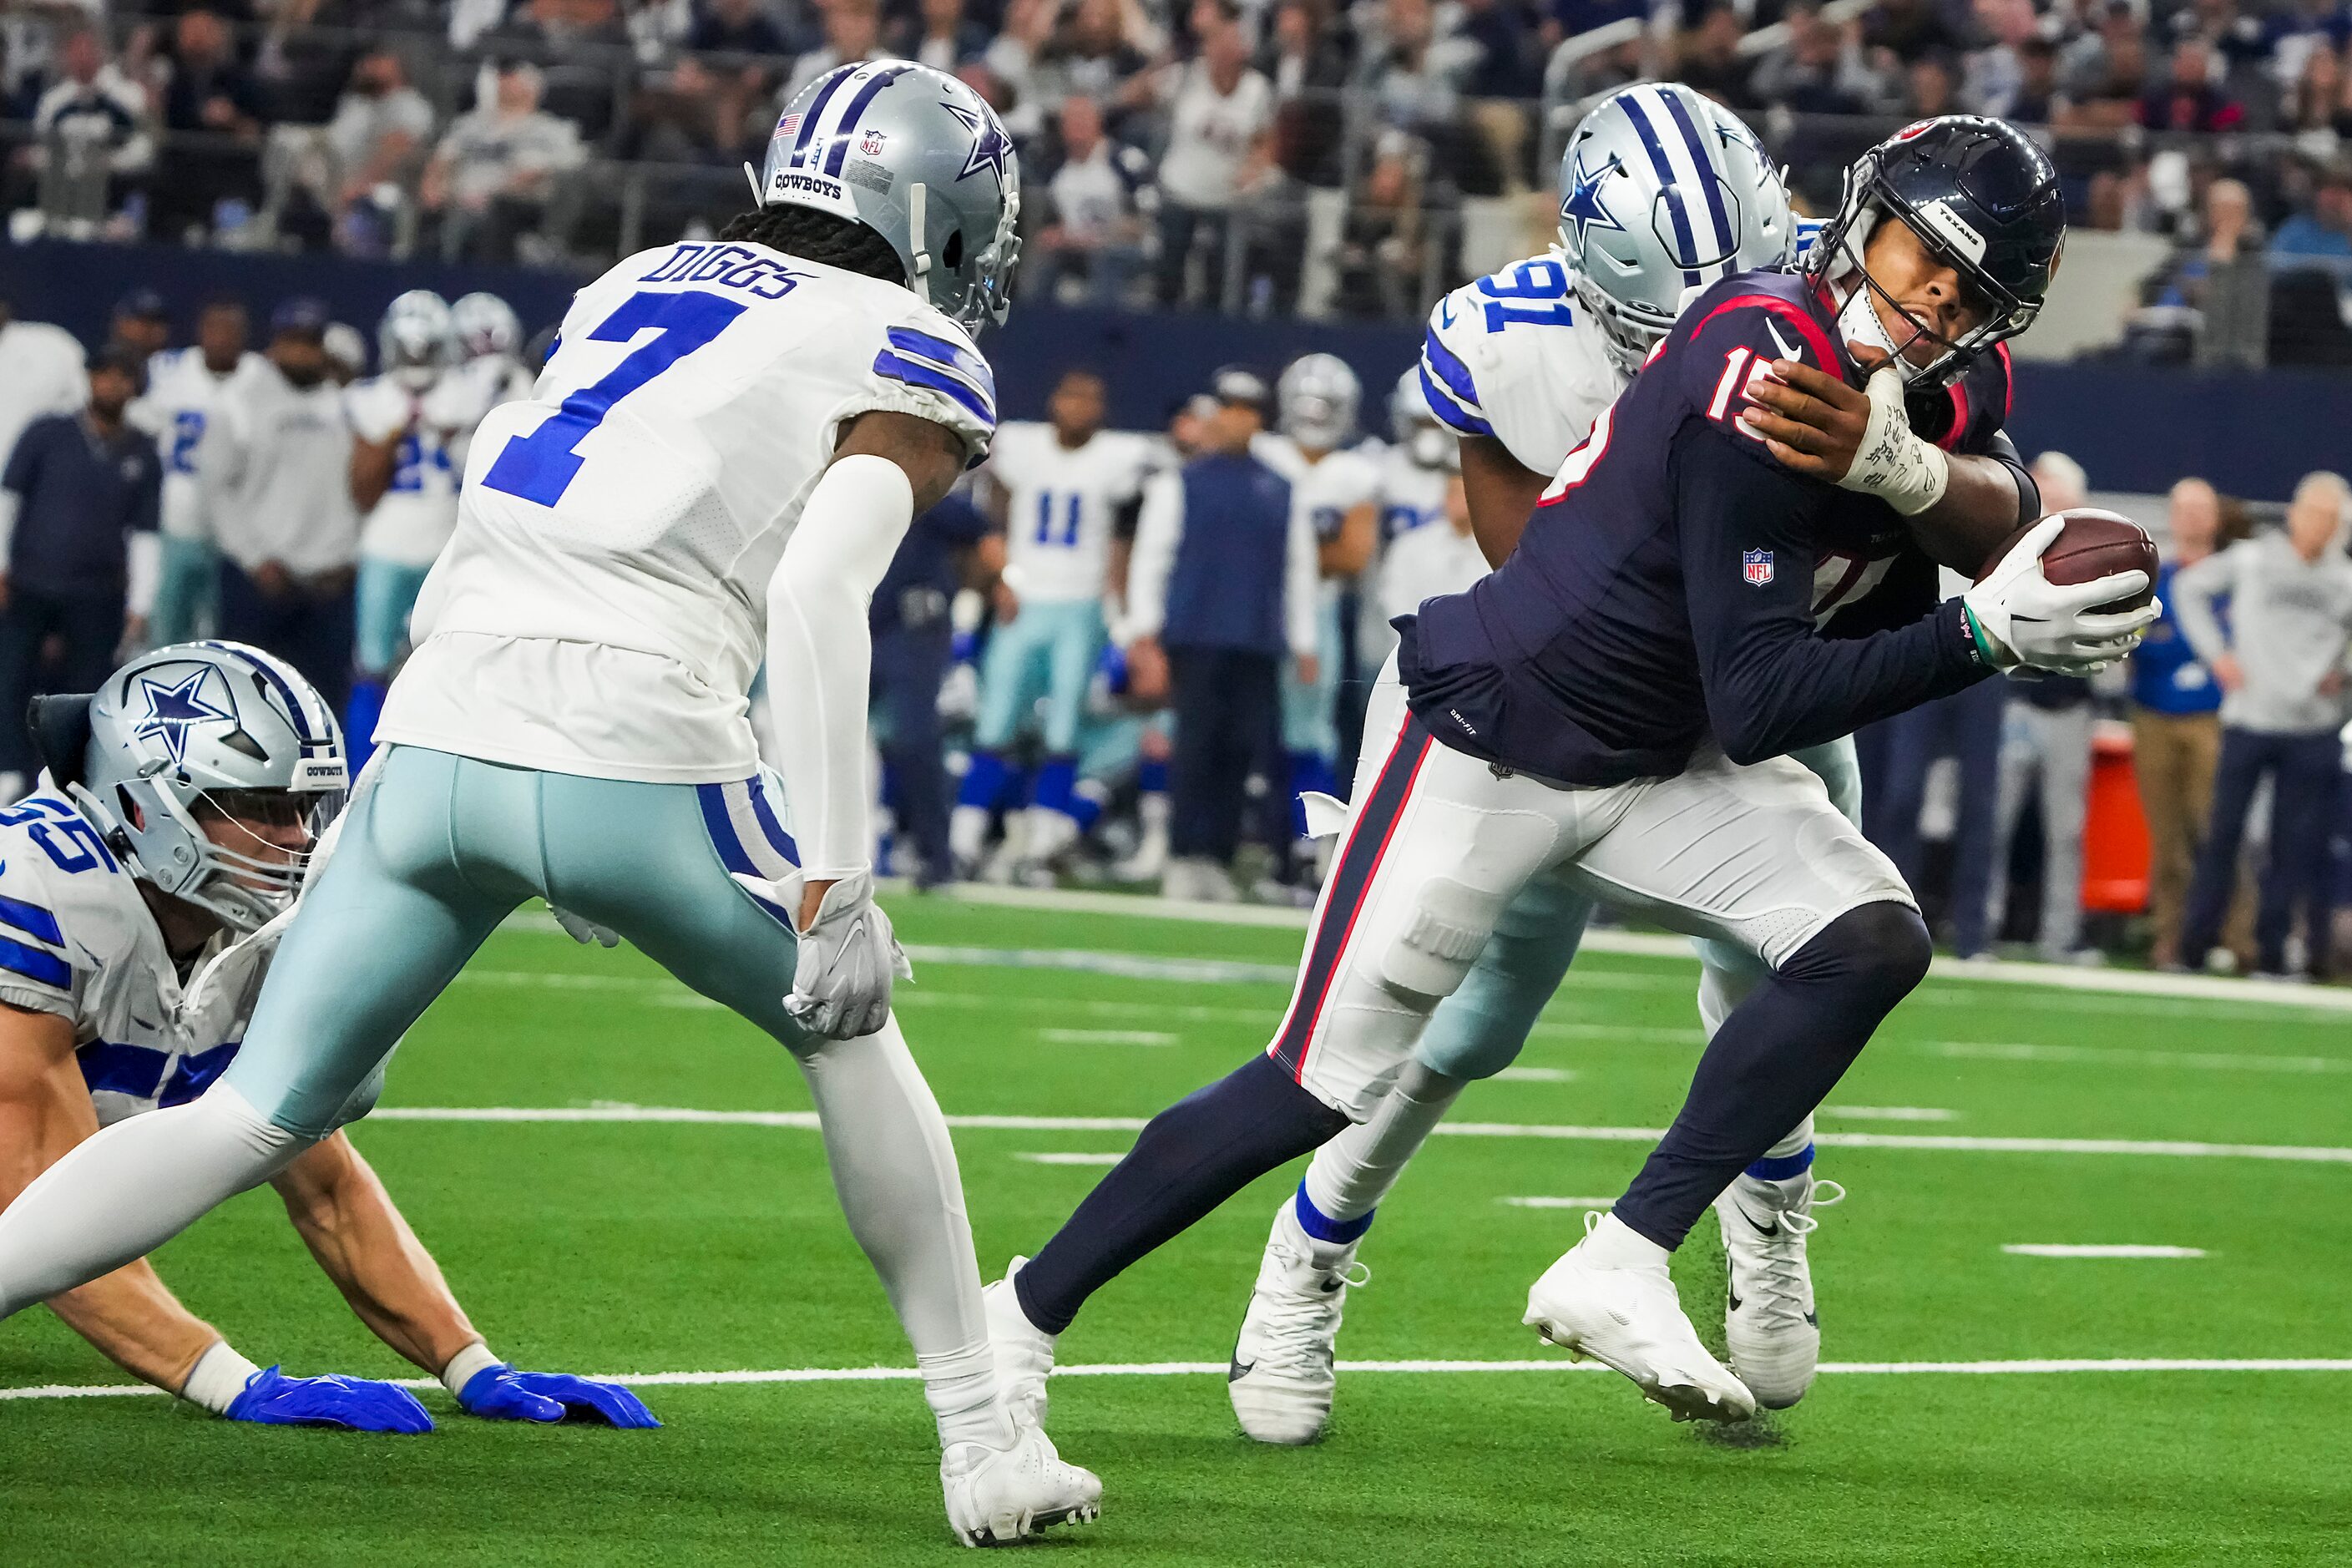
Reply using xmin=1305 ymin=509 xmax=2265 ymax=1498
xmin=1524 ymin=1211 xmax=1755 ymax=1424
xmin=984 ymin=1259 xmax=1057 ymax=1429
xmin=941 ymin=1418 xmax=1102 ymax=1547
xmin=1716 ymin=1173 xmax=1844 ymax=1409
xmin=1228 ymin=1200 xmax=1368 ymax=1445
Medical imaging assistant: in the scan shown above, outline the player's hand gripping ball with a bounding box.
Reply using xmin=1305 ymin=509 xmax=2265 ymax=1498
xmin=1963 ymin=509 xmax=2160 ymax=674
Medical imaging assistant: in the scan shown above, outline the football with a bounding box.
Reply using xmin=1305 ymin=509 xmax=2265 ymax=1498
xmin=1979 ymin=508 xmax=2161 ymax=612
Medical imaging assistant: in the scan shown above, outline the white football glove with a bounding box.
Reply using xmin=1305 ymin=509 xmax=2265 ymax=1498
xmin=777 ymin=869 xmax=911 ymax=1040
xmin=549 ymin=905 xmax=620 ymax=948
xmin=1838 ymin=366 xmax=1950 ymax=516
xmin=1962 ymin=515 xmax=2159 ymax=675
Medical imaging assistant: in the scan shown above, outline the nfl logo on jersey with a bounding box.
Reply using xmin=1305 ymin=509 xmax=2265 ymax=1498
xmin=1742 ymin=549 xmax=1774 ymax=586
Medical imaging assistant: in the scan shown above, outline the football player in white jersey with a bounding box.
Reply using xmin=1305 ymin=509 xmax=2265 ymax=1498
xmin=1253 ymin=354 xmax=1378 ymax=886
xmin=952 ymin=367 xmax=1152 ymax=878
xmin=0 ymin=644 xmax=653 ymax=1431
xmin=136 ymin=297 xmax=262 ymax=645
xmin=0 ymin=62 xmax=1100 ymax=1546
xmin=1376 ymin=470 xmax=1485 ymax=625
xmin=346 ymin=291 xmax=463 ymax=764
xmin=1224 ymin=94 xmax=2053 ymax=1444
xmin=443 ymin=291 xmax=538 ymax=444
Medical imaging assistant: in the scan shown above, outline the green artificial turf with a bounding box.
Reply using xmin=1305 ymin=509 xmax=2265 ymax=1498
xmin=3 ymin=895 xmax=2348 ymax=1565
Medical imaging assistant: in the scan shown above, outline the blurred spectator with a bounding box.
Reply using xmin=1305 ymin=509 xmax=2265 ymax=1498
xmin=2007 ymin=37 xmax=2062 ymax=122
xmin=2174 ymin=472 xmax=2352 ymax=977
xmin=1905 ymin=52 xmax=1960 ymax=116
xmin=483 ymin=0 xmax=636 ymax=140
xmin=1357 ymin=0 xmax=1473 ymax=134
xmin=783 ymin=0 xmax=888 ymax=102
xmin=28 ymin=28 xmax=154 ymax=229
xmin=2132 ymin=478 xmax=2228 ymax=969
xmin=2142 ymin=37 xmax=2245 ymax=131
xmin=199 ymin=299 xmax=361 ymax=716
xmin=153 ymin=8 xmax=265 ymax=243
xmin=2061 ymin=3 xmax=2152 ymax=128
xmin=1752 ymin=2 xmax=1874 ymax=116
xmin=627 ymin=54 xmax=755 ymax=169
xmin=140 ymin=296 xmax=258 ymax=647
xmin=688 ymin=0 xmax=793 ymax=58
xmin=1330 ymin=129 xmax=1424 ymax=319
xmin=1678 ymin=6 xmax=1757 ymax=109
xmin=1864 ymin=0 xmax=1964 ymax=64
xmin=2284 ymin=38 xmax=2352 ymax=145
xmin=1154 ymin=13 xmax=1276 ymax=306
xmin=1458 ymin=0 xmax=1541 ymax=100
xmin=2195 ymin=177 xmax=2270 ymax=367
xmin=902 ymin=0 xmax=991 ymax=70
xmin=1125 ymin=368 xmax=1316 ymax=901
xmin=324 ymin=48 xmax=437 ymax=254
xmin=1029 ymin=95 xmax=1152 ymax=306
xmin=420 ymin=61 xmax=585 ymax=264
xmin=1260 ymin=0 xmax=1350 ymax=99
xmin=108 ymin=289 xmax=171 ymax=362
xmin=0 ymin=345 xmax=159 ymax=793
xmin=1983 ymin=453 xmax=2100 ymax=964
xmin=0 ymin=302 xmax=87 ymax=470
xmin=2272 ymin=168 xmax=2352 ymax=258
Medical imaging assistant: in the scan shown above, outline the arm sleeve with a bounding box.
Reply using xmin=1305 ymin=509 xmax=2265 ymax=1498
xmin=1282 ymin=498 xmax=1320 ymax=660
xmin=2170 ymin=547 xmax=2235 ymax=665
xmin=763 ymin=454 xmax=915 ymax=880
xmin=1125 ymin=470 xmax=1182 ymax=640
xmin=1675 ymin=419 xmax=1987 ymax=764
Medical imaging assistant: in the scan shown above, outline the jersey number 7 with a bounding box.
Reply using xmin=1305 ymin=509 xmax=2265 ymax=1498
xmin=483 ymin=290 xmax=747 ymax=507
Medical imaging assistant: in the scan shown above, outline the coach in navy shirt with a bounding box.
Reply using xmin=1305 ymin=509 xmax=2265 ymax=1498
xmin=1125 ymin=368 xmax=1319 ymax=898
xmin=0 ymin=343 xmax=160 ymax=784
xmin=872 ymin=490 xmax=990 ymax=887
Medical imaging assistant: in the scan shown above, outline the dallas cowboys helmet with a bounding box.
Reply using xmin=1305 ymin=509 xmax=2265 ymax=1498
xmin=49 ymin=643 xmax=348 ymax=933
xmin=1554 ymin=84 xmax=1797 ymax=372
xmin=751 ymin=60 xmax=1021 ymax=331
xmin=1389 ymin=368 xmax=1455 ymax=470
xmin=379 ymin=290 xmax=456 ymax=390
xmin=1808 ymin=115 xmax=2064 ymax=388
xmin=1277 ymin=354 xmax=1361 ymax=452
xmin=450 ymin=291 xmax=522 ymax=362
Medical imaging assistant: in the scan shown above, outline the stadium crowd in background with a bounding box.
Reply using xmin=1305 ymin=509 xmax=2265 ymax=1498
xmin=11 ymin=0 xmax=2352 ymax=339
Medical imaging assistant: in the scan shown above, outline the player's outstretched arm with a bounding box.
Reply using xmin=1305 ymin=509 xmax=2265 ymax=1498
xmin=270 ymin=1133 xmax=656 ymax=1428
xmin=0 ymin=1004 xmax=431 ymax=1431
xmin=1456 ymin=434 xmax=1550 ymax=567
xmin=762 ymin=409 xmax=964 ymax=1039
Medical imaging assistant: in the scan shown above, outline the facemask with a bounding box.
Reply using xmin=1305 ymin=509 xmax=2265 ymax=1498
xmin=1409 ymin=425 xmax=1450 ymax=469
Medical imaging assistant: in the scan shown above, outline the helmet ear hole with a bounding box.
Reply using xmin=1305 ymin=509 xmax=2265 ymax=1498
xmin=943 ymin=229 xmax=965 ymax=271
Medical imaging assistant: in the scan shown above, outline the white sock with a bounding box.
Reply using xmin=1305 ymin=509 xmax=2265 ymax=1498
xmin=1300 ymin=1059 xmax=1467 ymax=1226
xmin=948 ymin=804 xmax=989 ymax=864
xmin=0 ymin=1085 xmax=309 ymax=1320
xmin=794 ymin=1016 xmax=1011 ymax=1451
xmin=1023 ymin=805 xmax=1077 ymax=862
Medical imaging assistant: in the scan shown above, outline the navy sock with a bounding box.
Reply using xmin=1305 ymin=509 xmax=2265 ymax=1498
xmin=1014 ymin=1054 xmax=1349 ymax=1334
xmin=1613 ymin=903 xmax=1930 ymax=1250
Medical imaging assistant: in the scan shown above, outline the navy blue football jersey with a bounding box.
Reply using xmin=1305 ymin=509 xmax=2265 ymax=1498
xmin=1399 ymin=271 xmax=2006 ymax=787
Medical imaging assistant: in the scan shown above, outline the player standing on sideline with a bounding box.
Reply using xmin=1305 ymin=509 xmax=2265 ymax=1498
xmin=951 ymin=367 xmax=1150 ymax=880
xmin=0 ymin=644 xmax=653 ymax=1432
xmin=137 ymin=297 xmax=261 ymax=646
xmin=0 ymin=61 xmax=1100 ymax=1546
xmin=984 ymin=113 xmax=2142 ymax=1433
xmin=1229 ymin=102 xmax=2056 ymax=1441
xmin=1254 ymin=354 xmax=1379 ymax=891
xmin=345 ymin=291 xmax=462 ymax=768
xmin=444 ymin=292 xmax=538 ymax=446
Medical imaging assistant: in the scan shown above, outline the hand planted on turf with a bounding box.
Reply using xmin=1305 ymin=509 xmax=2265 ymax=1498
xmin=782 ymin=868 xmax=912 ymax=1039
xmin=222 ymin=1366 xmax=436 ymax=1433
xmin=1961 ymin=515 xmax=2159 ymax=674
xmin=549 ymin=904 xmax=620 ymax=948
xmin=458 ymin=1364 xmax=661 ymax=1427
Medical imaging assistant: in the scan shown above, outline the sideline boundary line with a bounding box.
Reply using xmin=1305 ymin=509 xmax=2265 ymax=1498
xmin=10 ymin=1356 xmax=2349 ymax=1402
xmin=365 ymin=1104 xmax=2352 ymax=1164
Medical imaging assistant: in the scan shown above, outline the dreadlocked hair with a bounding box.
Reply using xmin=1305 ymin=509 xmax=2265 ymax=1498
xmin=721 ymin=205 xmax=907 ymax=283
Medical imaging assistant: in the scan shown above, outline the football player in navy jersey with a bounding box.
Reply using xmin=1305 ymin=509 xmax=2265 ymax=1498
xmin=982 ymin=119 xmax=2157 ymax=1434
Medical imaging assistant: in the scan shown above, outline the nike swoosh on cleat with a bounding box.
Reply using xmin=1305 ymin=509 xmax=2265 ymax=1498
xmin=1228 ymin=1355 xmax=1256 ymax=1383
xmin=1803 ymin=1311 xmax=1818 ymax=1327
xmin=1736 ymin=1206 xmax=1781 ymax=1239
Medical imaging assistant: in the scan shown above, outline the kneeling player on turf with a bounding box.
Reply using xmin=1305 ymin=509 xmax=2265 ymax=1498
xmin=0 ymin=643 xmax=654 ymax=1432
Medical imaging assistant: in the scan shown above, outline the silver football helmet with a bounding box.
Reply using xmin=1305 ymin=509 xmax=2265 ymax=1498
xmin=751 ymin=60 xmax=1021 ymax=331
xmin=451 ymin=291 xmax=522 ymax=362
xmin=64 ymin=643 xmax=347 ymax=933
xmin=1389 ymin=368 xmax=1455 ymax=470
xmin=379 ymin=289 xmax=455 ymax=390
xmin=1277 ymin=353 xmax=1361 ymax=452
xmin=1554 ymin=84 xmax=1797 ymax=372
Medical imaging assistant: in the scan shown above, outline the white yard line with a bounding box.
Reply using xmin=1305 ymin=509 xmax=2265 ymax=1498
xmin=10 ymin=1355 xmax=2349 ymax=1402
xmin=1014 ymin=1152 xmax=1125 ymax=1166
xmin=1493 ymin=1067 xmax=1576 ymax=1083
xmin=1826 ymin=1106 xmax=1960 ymax=1121
xmin=1500 ymin=1196 xmax=1616 ymax=1208
xmin=365 ymin=1104 xmax=2352 ymax=1165
xmin=1930 ymin=1040 xmax=2352 ymax=1075
xmin=2002 ymin=1244 xmax=2207 ymax=1258
xmin=1038 ymin=1029 xmax=1179 ymax=1046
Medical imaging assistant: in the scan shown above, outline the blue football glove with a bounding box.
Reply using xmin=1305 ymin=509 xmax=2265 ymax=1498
xmin=222 ymin=1366 xmax=435 ymax=1434
xmin=458 ymin=1364 xmax=660 ymax=1428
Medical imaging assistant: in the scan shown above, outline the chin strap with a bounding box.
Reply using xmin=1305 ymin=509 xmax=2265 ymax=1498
xmin=742 ymin=160 xmax=762 ymax=207
xmin=906 ymin=180 xmax=932 ymax=282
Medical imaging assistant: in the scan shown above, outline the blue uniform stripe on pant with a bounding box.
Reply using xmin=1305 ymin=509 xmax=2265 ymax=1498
xmin=1269 ymin=716 xmax=1432 ymax=1079
xmin=698 ymin=783 xmax=757 ymax=876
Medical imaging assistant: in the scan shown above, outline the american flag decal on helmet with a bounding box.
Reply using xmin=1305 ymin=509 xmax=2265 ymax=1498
xmin=776 ymin=111 xmax=802 ymax=138
xmin=1743 ymin=549 xmax=1774 ymax=586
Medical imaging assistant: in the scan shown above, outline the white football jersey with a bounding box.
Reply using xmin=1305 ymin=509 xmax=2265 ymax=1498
xmin=1374 ymin=448 xmax=1452 ymax=544
xmin=0 ymin=792 xmax=276 ymax=1128
xmin=136 ymin=346 xmax=264 ymax=542
xmin=987 ymin=423 xmax=1152 ymax=604
xmin=427 ymin=352 xmax=537 ymax=471
xmin=1252 ymin=433 xmax=1382 ymax=565
xmin=1378 ymin=518 xmax=1488 ymax=625
xmin=346 ymin=373 xmax=462 ymax=568
xmin=380 ymin=241 xmax=996 ymax=785
xmin=1419 ymin=253 xmax=1626 ymax=479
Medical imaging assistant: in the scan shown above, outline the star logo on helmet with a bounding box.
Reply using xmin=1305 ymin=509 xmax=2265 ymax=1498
xmin=942 ymin=99 xmax=1014 ymax=187
xmin=134 ymin=669 xmax=232 ymax=766
xmin=1559 ymin=150 xmax=1626 ymax=250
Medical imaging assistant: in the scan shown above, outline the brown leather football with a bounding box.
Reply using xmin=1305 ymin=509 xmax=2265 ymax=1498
xmin=1977 ymin=508 xmax=2159 ymax=612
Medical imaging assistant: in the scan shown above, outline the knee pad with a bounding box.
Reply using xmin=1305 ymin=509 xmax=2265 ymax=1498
xmin=1380 ymin=876 xmax=1505 ymax=1002
xmin=1792 ymin=900 xmax=1934 ymax=999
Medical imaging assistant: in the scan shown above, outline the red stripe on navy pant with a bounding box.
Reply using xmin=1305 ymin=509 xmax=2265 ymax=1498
xmin=1267 ymin=715 xmax=1434 ymax=1080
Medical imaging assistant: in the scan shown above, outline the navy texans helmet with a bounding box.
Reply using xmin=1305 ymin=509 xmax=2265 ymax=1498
xmin=1808 ymin=116 xmax=2064 ymax=388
